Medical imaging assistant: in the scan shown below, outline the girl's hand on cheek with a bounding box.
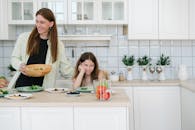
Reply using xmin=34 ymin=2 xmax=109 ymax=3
xmin=78 ymin=64 xmax=85 ymax=74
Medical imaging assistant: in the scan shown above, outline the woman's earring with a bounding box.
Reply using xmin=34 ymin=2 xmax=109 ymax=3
xmin=49 ymin=27 xmax=52 ymax=31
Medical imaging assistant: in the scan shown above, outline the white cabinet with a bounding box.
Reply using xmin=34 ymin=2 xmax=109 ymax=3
xmin=128 ymin=0 xmax=158 ymax=39
xmin=0 ymin=107 xmax=20 ymax=130
xmin=181 ymin=88 xmax=195 ymax=130
xmin=100 ymin=0 xmax=127 ymax=24
xmin=74 ymin=107 xmax=128 ymax=130
xmin=0 ymin=0 xmax=8 ymax=40
xmin=21 ymin=107 xmax=74 ymax=130
xmin=189 ymin=0 xmax=195 ymax=39
xmin=159 ymin=0 xmax=188 ymax=39
xmin=133 ymin=87 xmax=181 ymax=130
xmin=113 ymin=87 xmax=134 ymax=130
xmin=38 ymin=0 xmax=68 ymax=24
xmin=68 ymin=0 xmax=98 ymax=24
xmin=8 ymin=0 xmax=36 ymax=24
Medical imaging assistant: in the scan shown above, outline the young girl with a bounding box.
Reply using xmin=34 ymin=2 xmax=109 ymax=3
xmin=73 ymin=52 xmax=107 ymax=89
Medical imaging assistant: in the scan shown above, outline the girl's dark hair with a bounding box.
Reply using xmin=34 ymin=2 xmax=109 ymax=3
xmin=73 ymin=52 xmax=99 ymax=86
xmin=27 ymin=8 xmax=58 ymax=63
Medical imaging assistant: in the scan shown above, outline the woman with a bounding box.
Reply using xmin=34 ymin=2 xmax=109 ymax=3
xmin=8 ymin=8 xmax=73 ymax=89
xmin=73 ymin=52 xmax=107 ymax=89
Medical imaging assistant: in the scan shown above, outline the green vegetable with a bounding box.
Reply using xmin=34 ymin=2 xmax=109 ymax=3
xmin=31 ymin=85 xmax=40 ymax=90
xmin=0 ymin=89 xmax=8 ymax=94
xmin=0 ymin=76 xmax=6 ymax=79
xmin=81 ymin=87 xmax=88 ymax=90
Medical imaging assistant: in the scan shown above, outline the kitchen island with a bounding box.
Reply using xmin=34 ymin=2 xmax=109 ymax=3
xmin=0 ymin=89 xmax=130 ymax=130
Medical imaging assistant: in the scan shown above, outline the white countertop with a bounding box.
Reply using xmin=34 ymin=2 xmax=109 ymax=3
xmin=0 ymin=89 xmax=130 ymax=107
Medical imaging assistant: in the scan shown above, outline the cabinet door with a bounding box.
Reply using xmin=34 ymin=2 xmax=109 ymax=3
xmin=21 ymin=107 xmax=73 ymax=130
xmin=38 ymin=0 xmax=67 ymax=24
xmin=0 ymin=107 xmax=20 ymax=130
xmin=68 ymin=0 xmax=97 ymax=24
xmin=159 ymin=0 xmax=188 ymax=39
xmin=100 ymin=0 xmax=127 ymax=24
xmin=128 ymin=0 xmax=158 ymax=39
xmin=74 ymin=107 xmax=128 ymax=130
xmin=189 ymin=0 xmax=195 ymax=39
xmin=181 ymin=88 xmax=195 ymax=130
xmin=133 ymin=87 xmax=181 ymax=130
xmin=0 ymin=0 xmax=8 ymax=40
xmin=113 ymin=87 xmax=134 ymax=130
xmin=8 ymin=0 xmax=36 ymax=24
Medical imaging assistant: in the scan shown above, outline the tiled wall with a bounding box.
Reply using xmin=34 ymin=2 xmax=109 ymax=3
xmin=0 ymin=25 xmax=195 ymax=80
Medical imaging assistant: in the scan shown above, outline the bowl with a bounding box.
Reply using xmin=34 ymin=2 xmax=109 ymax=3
xmin=25 ymin=64 xmax=51 ymax=77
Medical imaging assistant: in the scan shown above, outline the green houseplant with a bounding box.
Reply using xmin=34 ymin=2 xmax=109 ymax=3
xmin=156 ymin=54 xmax=171 ymax=81
xmin=122 ymin=55 xmax=135 ymax=81
xmin=156 ymin=54 xmax=171 ymax=66
xmin=137 ymin=55 xmax=151 ymax=80
xmin=122 ymin=55 xmax=135 ymax=66
xmin=137 ymin=55 xmax=151 ymax=66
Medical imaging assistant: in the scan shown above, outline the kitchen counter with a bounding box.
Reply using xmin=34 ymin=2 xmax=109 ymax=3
xmin=111 ymin=79 xmax=180 ymax=86
xmin=0 ymin=89 xmax=129 ymax=107
xmin=57 ymin=79 xmax=195 ymax=92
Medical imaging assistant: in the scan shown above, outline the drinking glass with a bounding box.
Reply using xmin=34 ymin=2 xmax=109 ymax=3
xmin=93 ymin=79 xmax=111 ymax=101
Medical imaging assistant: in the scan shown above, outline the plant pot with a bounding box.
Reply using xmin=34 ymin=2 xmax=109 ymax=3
xmin=127 ymin=66 xmax=133 ymax=81
xmin=141 ymin=66 xmax=148 ymax=80
xmin=156 ymin=66 xmax=165 ymax=81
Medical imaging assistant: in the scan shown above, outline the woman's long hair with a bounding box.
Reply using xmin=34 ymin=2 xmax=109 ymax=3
xmin=73 ymin=52 xmax=100 ymax=85
xmin=27 ymin=8 xmax=58 ymax=63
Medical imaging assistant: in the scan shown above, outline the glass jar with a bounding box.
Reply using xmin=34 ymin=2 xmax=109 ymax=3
xmin=93 ymin=79 xmax=111 ymax=101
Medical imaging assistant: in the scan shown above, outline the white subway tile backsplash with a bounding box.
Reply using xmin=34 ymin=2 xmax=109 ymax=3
xmin=139 ymin=46 xmax=149 ymax=56
xmin=150 ymin=46 xmax=160 ymax=57
xmin=118 ymin=46 xmax=128 ymax=57
xmin=96 ymin=48 xmax=107 ymax=57
xmin=171 ymin=57 xmax=182 ymax=67
xmin=0 ymin=25 xmax=195 ymax=80
xmin=182 ymin=47 xmax=192 ymax=56
xmin=107 ymin=57 xmax=118 ymax=67
xmin=0 ymin=47 xmax=3 ymax=57
xmin=108 ymin=47 xmax=118 ymax=57
xmin=160 ymin=46 xmax=171 ymax=56
xmin=129 ymin=46 xmax=139 ymax=57
xmin=4 ymin=46 xmax=13 ymax=58
xmin=181 ymin=57 xmax=193 ymax=67
xmin=171 ymin=46 xmax=181 ymax=56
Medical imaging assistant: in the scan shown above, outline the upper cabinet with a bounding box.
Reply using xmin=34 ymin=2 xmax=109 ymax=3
xmin=68 ymin=0 xmax=98 ymax=24
xmin=68 ymin=0 xmax=127 ymax=24
xmin=8 ymin=0 xmax=68 ymax=24
xmin=38 ymin=0 xmax=68 ymax=24
xmin=0 ymin=0 xmax=8 ymax=39
xmin=159 ymin=0 xmax=188 ymax=39
xmin=8 ymin=0 xmax=36 ymax=24
xmin=128 ymin=0 xmax=158 ymax=39
xmin=100 ymin=0 xmax=127 ymax=24
xmin=189 ymin=0 xmax=195 ymax=39
xmin=128 ymin=0 xmax=188 ymax=40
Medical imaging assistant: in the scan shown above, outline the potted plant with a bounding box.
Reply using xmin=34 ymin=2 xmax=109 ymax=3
xmin=122 ymin=55 xmax=135 ymax=80
xmin=156 ymin=54 xmax=171 ymax=80
xmin=7 ymin=64 xmax=16 ymax=77
xmin=137 ymin=55 xmax=151 ymax=80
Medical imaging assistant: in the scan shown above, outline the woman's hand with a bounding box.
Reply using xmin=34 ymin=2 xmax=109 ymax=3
xmin=0 ymin=78 xmax=8 ymax=88
xmin=19 ymin=63 xmax=28 ymax=76
xmin=78 ymin=64 xmax=85 ymax=74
